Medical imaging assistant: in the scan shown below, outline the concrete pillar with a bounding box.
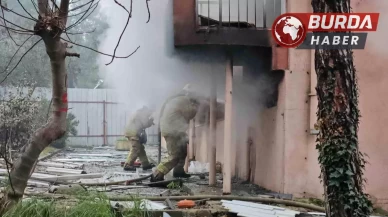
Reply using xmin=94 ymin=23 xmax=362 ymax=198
xmin=223 ymin=55 xmax=233 ymax=194
xmin=209 ymin=71 xmax=217 ymax=186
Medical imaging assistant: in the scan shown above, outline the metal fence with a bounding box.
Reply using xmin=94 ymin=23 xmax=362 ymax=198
xmin=196 ymin=0 xmax=285 ymax=29
xmin=0 ymin=87 xmax=159 ymax=147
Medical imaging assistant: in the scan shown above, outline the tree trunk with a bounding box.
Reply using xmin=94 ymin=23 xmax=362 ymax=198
xmin=0 ymin=0 xmax=69 ymax=213
xmin=312 ymin=0 xmax=373 ymax=216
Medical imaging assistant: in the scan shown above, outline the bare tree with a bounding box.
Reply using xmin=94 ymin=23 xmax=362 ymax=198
xmin=0 ymin=0 xmax=149 ymax=212
xmin=312 ymin=0 xmax=373 ymax=216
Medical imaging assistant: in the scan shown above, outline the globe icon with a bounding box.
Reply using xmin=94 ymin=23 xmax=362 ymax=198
xmin=272 ymin=15 xmax=306 ymax=48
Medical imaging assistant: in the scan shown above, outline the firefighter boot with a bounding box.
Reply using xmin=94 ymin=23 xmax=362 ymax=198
xmin=142 ymin=163 xmax=156 ymax=171
xmin=173 ymin=166 xmax=191 ymax=178
xmin=123 ymin=163 xmax=137 ymax=171
xmin=150 ymin=171 xmax=165 ymax=182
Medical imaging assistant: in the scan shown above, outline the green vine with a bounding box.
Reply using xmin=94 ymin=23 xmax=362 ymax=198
xmin=312 ymin=0 xmax=373 ymax=216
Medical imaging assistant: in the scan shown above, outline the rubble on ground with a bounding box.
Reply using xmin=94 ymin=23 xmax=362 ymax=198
xmin=0 ymin=145 xmax=361 ymax=217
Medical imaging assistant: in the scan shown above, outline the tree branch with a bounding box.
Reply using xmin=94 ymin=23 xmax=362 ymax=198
xmin=0 ymin=38 xmax=43 ymax=84
xmin=67 ymin=1 xmax=98 ymax=17
xmin=49 ymin=0 xmax=60 ymax=11
xmin=0 ymin=0 xmax=19 ymax=46
xmin=70 ymin=0 xmax=82 ymax=4
xmin=30 ymin=0 xmax=40 ymax=17
xmin=65 ymin=0 xmax=98 ymax=31
xmin=38 ymin=0 xmax=49 ymax=15
xmin=106 ymin=0 xmax=132 ymax=66
xmin=65 ymin=28 xmax=95 ymax=35
xmin=0 ymin=24 xmax=33 ymax=34
xmin=65 ymin=51 xmax=80 ymax=57
xmin=61 ymin=36 xmax=140 ymax=59
xmin=1 ymin=35 xmax=34 ymax=74
xmin=68 ymin=0 xmax=94 ymax=12
xmin=1 ymin=4 xmax=38 ymax=22
xmin=17 ymin=0 xmax=36 ymax=20
xmin=0 ymin=16 xmax=34 ymax=32
xmin=146 ymin=0 xmax=151 ymax=23
xmin=59 ymin=0 xmax=70 ymax=25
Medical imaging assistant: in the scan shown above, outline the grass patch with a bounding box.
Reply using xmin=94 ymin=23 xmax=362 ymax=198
xmin=3 ymin=193 xmax=150 ymax=217
xmin=167 ymin=181 xmax=181 ymax=190
xmin=3 ymin=199 xmax=58 ymax=217
xmin=295 ymin=198 xmax=325 ymax=207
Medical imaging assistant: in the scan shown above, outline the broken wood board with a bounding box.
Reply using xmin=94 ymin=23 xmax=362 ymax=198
xmin=45 ymin=167 xmax=86 ymax=175
xmin=0 ymin=176 xmax=49 ymax=187
xmin=88 ymin=185 xmax=147 ymax=192
xmin=67 ymin=153 xmax=121 ymax=157
xmin=38 ymin=161 xmax=84 ymax=169
xmin=30 ymin=173 xmax=104 ymax=182
xmin=113 ymin=172 xmax=151 ymax=176
xmin=0 ymin=169 xmax=57 ymax=179
xmin=110 ymin=185 xmax=147 ymax=190
xmin=54 ymin=158 xmax=111 ymax=162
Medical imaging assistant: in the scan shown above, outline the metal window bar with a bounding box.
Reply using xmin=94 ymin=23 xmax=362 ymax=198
xmin=195 ymin=0 xmax=199 ymax=27
xmin=255 ymin=0 xmax=257 ymax=27
xmin=228 ymin=0 xmax=230 ymax=27
xmin=208 ymin=0 xmax=210 ymax=27
xmin=196 ymin=0 xmax=279 ymax=29
xmin=263 ymin=0 xmax=267 ymax=28
xmin=274 ymin=0 xmax=276 ymax=24
xmin=246 ymin=0 xmax=248 ymax=26
xmin=237 ymin=0 xmax=240 ymax=28
xmin=219 ymin=0 xmax=222 ymax=27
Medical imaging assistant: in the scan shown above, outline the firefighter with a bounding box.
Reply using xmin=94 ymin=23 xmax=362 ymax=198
xmin=151 ymin=84 xmax=201 ymax=182
xmin=123 ymin=106 xmax=155 ymax=171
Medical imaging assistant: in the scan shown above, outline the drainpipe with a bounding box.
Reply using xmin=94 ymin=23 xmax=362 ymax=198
xmin=309 ymin=50 xmax=318 ymax=135
xmin=209 ymin=71 xmax=217 ymax=186
xmin=223 ymin=55 xmax=233 ymax=194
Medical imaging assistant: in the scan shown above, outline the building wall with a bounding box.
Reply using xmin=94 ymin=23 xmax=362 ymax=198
xmin=351 ymin=0 xmax=388 ymax=207
xmin=253 ymin=79 xmax=286 ymax=192
xmin=191 ymin=0 xmax=388 ymax=209
xmin=283 ymin=0 xmax=388 ymax=209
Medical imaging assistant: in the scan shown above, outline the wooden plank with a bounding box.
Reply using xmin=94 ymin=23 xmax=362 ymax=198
xmin=37 ymin=161 xmax=83 ymax=169
xmin=45 ymin=167 xmax=86 ymax=175
xmin=54 ymin=158 xmax=109 ymax=162
xmin=31 ymin=173 xmax=104 ymax=182
xmin=68 ymin=153 xmax=115 ymax=157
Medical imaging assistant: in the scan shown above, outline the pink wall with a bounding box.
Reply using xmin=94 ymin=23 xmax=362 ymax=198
xmin=352 ymin=0 xmax=388 ymax=207
xmin=186 ymin=0 xmax=388 ymax=209
xmin=194 ymin=121 xmax=230 ymax=174
xmin=284 ymin=0 xmax=388 ymax=208
xmin=253 ymin=79 xmax=286 ymax=192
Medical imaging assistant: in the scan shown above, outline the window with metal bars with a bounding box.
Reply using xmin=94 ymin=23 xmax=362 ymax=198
xmin=196 ymin=0 xmax=285 ymax=29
